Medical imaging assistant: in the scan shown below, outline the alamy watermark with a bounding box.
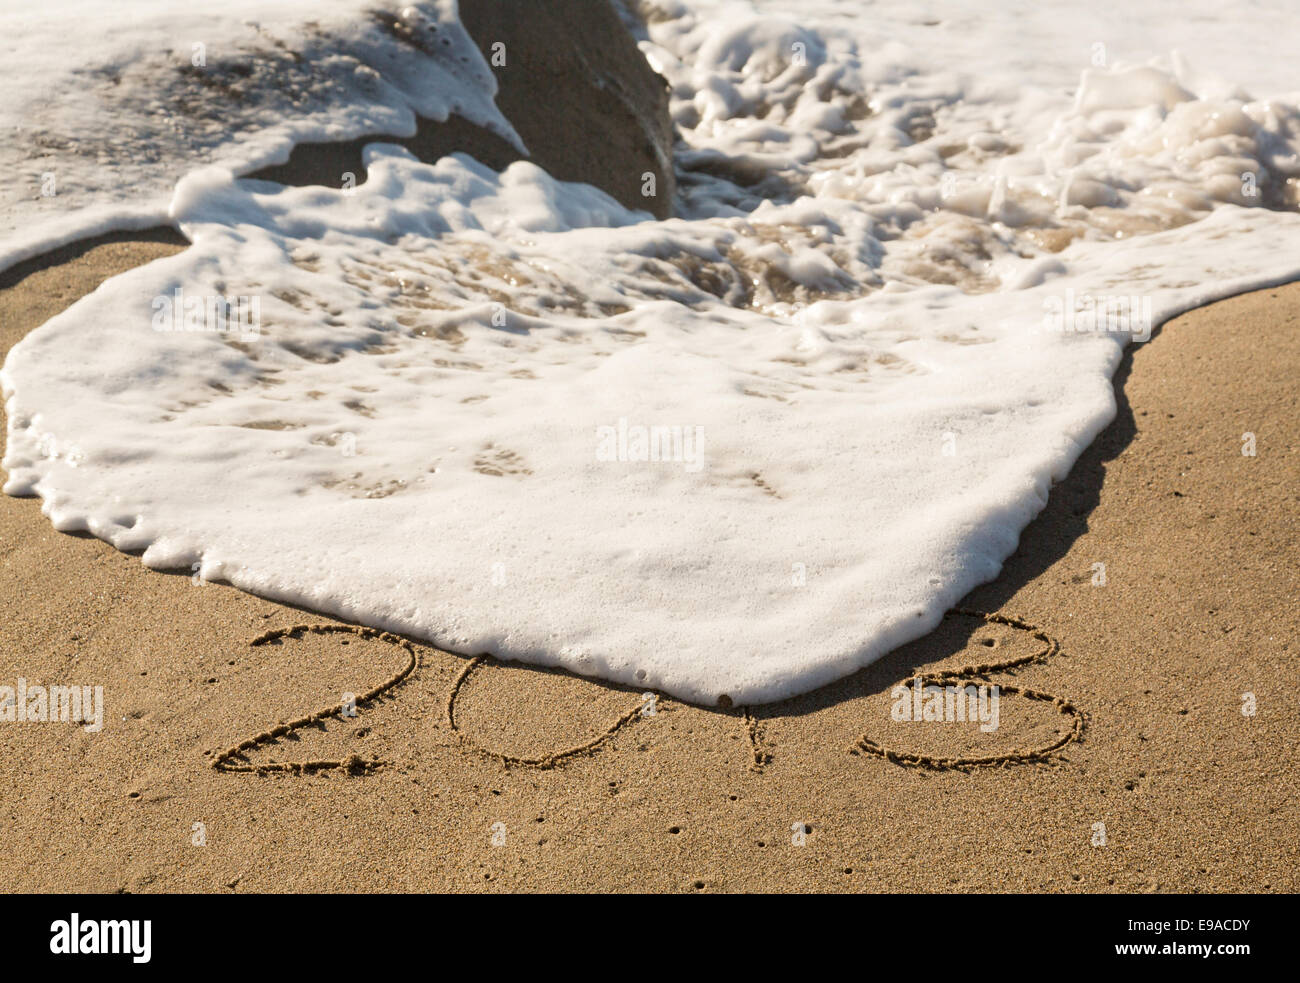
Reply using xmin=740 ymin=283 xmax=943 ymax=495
xmin=151 ymin=287 xmax=261 ymax=339
xmin=596 ymin=418 xmax=705 ymax=472
xmin=0 ymin=678 xmax=103 ymax=733
xmin=50 ymin=914 xmax=150 ymax=963
xmin=890 ymin=677 xmax=1000 ymax=732
xmin=1042 ymin=289 xmax=1152 ymax=342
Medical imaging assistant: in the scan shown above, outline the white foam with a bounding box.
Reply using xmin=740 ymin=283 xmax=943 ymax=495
xmin=4 ymin=0 xmax=1300 ymax=703
xmin=0 ymin=0 xmax=518 ymax=271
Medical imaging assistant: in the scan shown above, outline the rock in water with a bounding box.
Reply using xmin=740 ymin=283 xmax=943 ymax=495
xmin=251 ymin=0 xmax=675 ymax=217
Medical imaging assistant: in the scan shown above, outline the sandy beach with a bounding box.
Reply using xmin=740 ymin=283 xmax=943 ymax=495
xmin=1 ymin=232 xmax=1295 ymax=890
xmin=1 ymin=0 xmax=1297 ymax=896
